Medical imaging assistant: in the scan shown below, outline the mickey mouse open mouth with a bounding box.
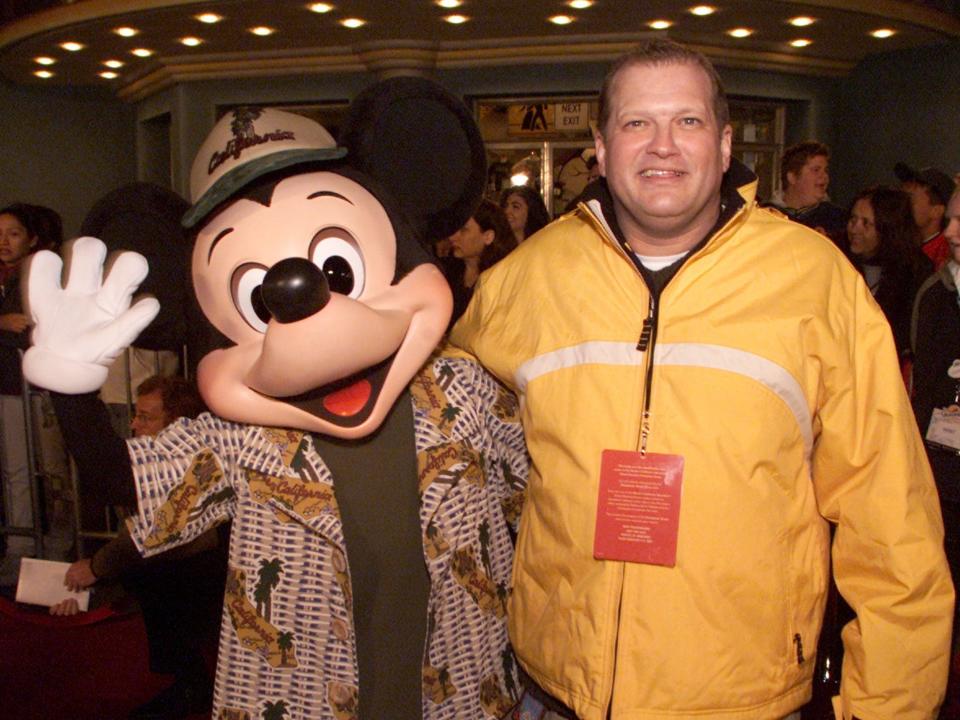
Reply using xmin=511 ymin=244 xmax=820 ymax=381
xmin=285 ymin=354 xmax=394 ymax=428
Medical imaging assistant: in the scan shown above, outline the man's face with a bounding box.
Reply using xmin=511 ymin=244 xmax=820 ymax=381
xmin=902 ymin=181 xmax=944 ymax=235
xmin=786 ymin=155 xmax=829 ymax=207
xmin=131 ymin=390 xmax=169 ymax=438
xmin=595 ymin=60 xmax=732 ymax=253
xmin=943 ymin=193 xmax=960 ymax=264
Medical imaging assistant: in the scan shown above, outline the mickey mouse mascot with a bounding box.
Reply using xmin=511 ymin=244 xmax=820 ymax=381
xmin=24 ymin=78 xmax=527 ymax=720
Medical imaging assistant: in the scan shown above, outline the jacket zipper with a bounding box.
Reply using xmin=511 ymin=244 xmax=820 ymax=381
xmin=586 ymin=199 xmax=746 ymax=717
xmin=635 ymin=293 xmax=659 ymax=455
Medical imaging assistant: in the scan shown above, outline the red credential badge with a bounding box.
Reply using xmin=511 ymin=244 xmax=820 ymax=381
xmin=593 ymin=449 xmax=684 ymax=567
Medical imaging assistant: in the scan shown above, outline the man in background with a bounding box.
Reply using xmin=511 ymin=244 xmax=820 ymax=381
xmin=896 ymin=161 xmax=955 ymax=269
xmin=51 ymin=376 xmax=226 ymax=720
xmin=766 ymin=140 xmax=846 ymax=244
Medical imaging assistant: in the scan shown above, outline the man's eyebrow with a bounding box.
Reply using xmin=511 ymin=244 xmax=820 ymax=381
xmin=207 ymin=227 xmax=233 ymax=264
xmin=308 ymin=191 xmax=353 ymax=204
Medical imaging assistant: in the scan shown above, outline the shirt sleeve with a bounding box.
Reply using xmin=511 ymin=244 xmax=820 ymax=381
xmin=126 ymin=415 xmax=239 ymax=558
xmin=812 ymin=280 xmax=954 ymax=720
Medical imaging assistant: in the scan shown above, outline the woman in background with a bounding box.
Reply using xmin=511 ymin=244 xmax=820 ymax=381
xmin=846 ymin=185 xmax=932 ymax=361
xmin=500 ymin=185 xmax=550 ymax=245
xmin=447 ymin=198 xmax=516 ymax=329
xmin=0 ymin=203 xmax=58 ymax=583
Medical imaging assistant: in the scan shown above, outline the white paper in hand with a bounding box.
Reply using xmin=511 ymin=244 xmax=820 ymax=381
xmin=15 ymin=558 xmax=90 ymax=611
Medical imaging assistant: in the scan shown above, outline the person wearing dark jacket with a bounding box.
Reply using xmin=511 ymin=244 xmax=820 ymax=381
xmin=49 ymin=375 xmax=227 ymax=720
xmin=846 ymin=185 xmax=933 ymax=362
xmin=0 ymin=203 xmax=48 ymax=582
xmin=912 ymin=187 xmax=960 ymax=716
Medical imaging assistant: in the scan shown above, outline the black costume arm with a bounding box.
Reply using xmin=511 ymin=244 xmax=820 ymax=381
xmin=90 ymin=524 xmax=141 ymax=580
xmin=49 ymin=391 xmax=136 ymax=508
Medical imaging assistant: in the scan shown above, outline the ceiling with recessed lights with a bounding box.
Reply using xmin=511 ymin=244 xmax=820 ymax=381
xmin=1 ymin=0 xmax=958 ymax=101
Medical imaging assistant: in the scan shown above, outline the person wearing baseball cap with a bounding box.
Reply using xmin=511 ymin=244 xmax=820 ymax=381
xmin=895 ymin=162 xmax=956 ymax=269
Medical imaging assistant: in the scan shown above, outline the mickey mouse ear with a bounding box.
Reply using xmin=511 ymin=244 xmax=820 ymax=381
xmin=339 ymin=76 xmax=486 ymax=243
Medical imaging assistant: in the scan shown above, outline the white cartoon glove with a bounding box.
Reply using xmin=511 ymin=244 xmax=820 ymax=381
xmin=22 ymin=236 xmax=160 ymax=394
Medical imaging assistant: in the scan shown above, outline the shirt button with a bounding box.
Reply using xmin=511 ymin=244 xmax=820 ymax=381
xmin=331 ymin=549 xmax=347 ymax=573
xmin=332 ymin=618 xmax=350 ymax=641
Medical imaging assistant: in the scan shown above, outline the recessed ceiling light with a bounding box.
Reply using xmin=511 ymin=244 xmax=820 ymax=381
xmin=444 ymin=14 xmax=469 ymax=24
xmin=567 ymin=0 xmax=594 ymax=8
xmin=689 ymin=5 xmax=716 ymax=16
xmin=60 ymin=41 xmax=85 ymax=52
xmin=195 ymin=13 xmax=223 ymax=24
xmin=113 ymin=27 xmax=139 ymax=38
xmin=871 ymin=28 xmax=896 ymax=38
xmin=131 ymin=48 xmax=154 ymax=57
xmin=308 ymin=2 xmax=335 ymax=11
xmin=99 ymin=71 xmax=118 ymax=80
xmin=340 ymin=18 xmax=366 ymax=28
xmin=249 ymin=26 xmax=276 ymax=36
xmin=788 ymin=16 xmax=816 ymax=27
xmin=435 ymin=0 xmax=461 ymax=7
xmin=728 ymin=27 xmax=753 ymax=38
xmin=789 ymin=38 xmax=812 ymax=47
xmin=103 ymin=59 xmax=124 ymax=68
xmin=180 ymin=36 xmax=203 ymax=47
xmin=34 ymin=70 xmax=54 ymax=79
xmin=34 ymin=56 xmax=56 ymax=66
xmin=549 ymin=15 xmax=575 ymax=25
xmin=647 ymin=19 xmax=673 ymax=30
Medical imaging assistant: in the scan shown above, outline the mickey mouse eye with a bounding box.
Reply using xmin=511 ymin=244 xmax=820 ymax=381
xmin=231 ymin=263 xmax=270 ymax=333
xmin=310 ymin=228 xmax=365 ymax=299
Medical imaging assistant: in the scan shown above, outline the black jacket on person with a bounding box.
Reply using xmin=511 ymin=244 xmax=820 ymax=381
xmin=0 ymin=266 xmax=30 ymax=396
xmin=912 ymin=262 xmax=960 ymax=504
xmin=854 ymin=250 xmax=933 ymax=360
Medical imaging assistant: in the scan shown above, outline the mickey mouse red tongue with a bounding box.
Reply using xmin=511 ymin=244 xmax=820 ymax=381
xmin=323 ymin=378 xmax=372 ymax=417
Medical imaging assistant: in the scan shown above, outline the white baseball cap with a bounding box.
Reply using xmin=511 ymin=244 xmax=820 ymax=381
xmin=183 ymin=106 xmax=346 ymax=228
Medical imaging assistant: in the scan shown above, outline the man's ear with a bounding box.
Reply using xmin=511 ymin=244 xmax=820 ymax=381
xmin=339 ymin=77 xmax=486 ymax=248
xmin=786 ymin=170 xmax=798 ymax=189
xmin=595 ymin=133 xmax=607 ymax=178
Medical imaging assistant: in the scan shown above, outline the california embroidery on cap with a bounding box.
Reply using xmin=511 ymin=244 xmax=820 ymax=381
xmin=208 ymin=108 xmax=295 ymax=175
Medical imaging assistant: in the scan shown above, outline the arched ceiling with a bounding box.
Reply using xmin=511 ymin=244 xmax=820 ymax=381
xmin=2 ymin=0 xmax=958 ymax=101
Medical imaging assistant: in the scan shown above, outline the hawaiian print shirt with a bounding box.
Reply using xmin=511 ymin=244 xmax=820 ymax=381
xmin=126 ymin=356 xmax=528 ymax=720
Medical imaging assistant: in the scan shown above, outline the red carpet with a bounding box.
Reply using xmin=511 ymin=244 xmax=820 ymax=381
xmin=0 ymin=596 xmax=209 ymax=720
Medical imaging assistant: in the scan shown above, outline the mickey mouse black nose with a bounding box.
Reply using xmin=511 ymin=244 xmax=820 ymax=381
xmin=260 ymin=257 xmax=331 ymax=324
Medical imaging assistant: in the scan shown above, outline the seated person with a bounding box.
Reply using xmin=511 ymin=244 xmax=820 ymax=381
xmin=50 ymin=376 xmax=227 ymax=720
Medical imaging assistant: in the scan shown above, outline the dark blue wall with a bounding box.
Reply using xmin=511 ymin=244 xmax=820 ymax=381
xmin=0 ymin=79 xmax=135 ymax=237
xmin=833 ymin=40 xmax=960 ymax=208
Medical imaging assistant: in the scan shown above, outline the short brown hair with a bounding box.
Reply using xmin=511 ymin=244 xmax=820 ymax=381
xmin=597 ymin=39 xmax=729 ymax=136
xmin=137 ymin=375 xmax=207 ymax=424
xmin=780 ymin=141 xmax=830 ymax=189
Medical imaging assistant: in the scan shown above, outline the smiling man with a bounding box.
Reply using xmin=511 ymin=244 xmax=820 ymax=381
xmin=452 ymin=39 xmax=952 ymax=720
xmin=766 ymin=141 xmax=847 ymax=245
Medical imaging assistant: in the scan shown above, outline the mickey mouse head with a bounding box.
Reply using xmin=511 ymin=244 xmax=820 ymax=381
xmin=183 ymin=77 xmax=486 ymax=439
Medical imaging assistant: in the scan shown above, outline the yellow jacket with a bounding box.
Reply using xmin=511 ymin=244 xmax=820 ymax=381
xmin=451 ymin=171 xmax=953 ymax=720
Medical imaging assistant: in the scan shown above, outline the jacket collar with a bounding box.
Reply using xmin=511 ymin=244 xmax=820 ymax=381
xmin=581 ymin=158 xmax=756 ymax=291
xmin=584 ymin=157 xmax=756 ymax=250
